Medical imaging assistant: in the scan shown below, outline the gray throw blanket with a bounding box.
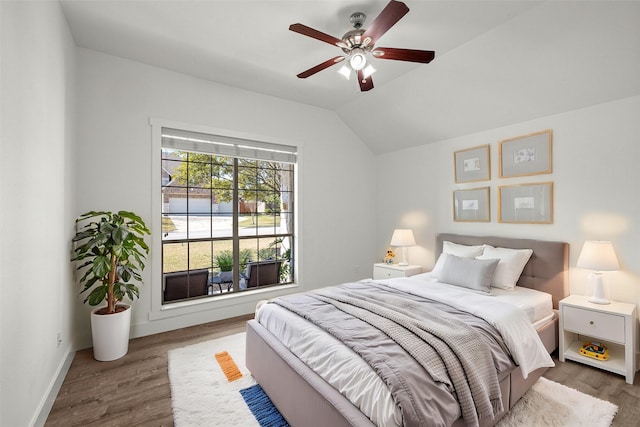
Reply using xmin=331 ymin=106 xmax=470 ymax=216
xmin=273 ymin=283 xmax=503 ymax=427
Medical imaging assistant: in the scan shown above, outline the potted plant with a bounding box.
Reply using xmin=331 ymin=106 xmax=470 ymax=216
xmin=71 ymin=210 xmax=150 ymax=361
xmin=213 ymin=249 xmax=251 ymax=283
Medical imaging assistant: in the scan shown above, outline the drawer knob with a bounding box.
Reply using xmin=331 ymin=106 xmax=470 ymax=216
xmin=589 ymin=320 xmax=594 ymax=325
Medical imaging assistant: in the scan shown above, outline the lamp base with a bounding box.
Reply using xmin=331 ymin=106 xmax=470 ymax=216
xmin=398 ymin=246 xmax=409 ymax=266
xmin=589 ymin=272 xmax=610 ymax=305
xmin=588 ymin=296 xmax=610 ymax=305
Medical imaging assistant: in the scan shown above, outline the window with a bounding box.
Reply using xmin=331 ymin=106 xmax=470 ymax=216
xmin=160 ymin=127 xmax=296 ymax=304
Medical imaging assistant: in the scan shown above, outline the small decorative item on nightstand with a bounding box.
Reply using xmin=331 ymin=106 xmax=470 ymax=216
xmin=383 ymin=248 xmax=395 ymax=264
xmin=579 ymin=341 xmax=609 ymax=361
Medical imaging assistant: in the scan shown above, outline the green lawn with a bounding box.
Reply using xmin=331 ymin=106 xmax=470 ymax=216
xmin=162 ymin=214 xmax=284 ymax=272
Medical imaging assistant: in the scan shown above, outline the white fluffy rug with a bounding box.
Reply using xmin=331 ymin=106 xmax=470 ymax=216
xmin=168 ymin=333 xmax=259 ymax=426
xmin=497 ymin=376 xmax=618 ymax=427
xmin=168 ymin=333 xmax=618 ymax=427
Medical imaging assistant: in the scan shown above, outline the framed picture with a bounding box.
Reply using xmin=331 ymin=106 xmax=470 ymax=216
xmin=499 ymin=129 xmax=552 ymax=178
xmin=453 ymin=187 xmax=490 ymax=222
xmin=454 ymin=144 xmax=490 ymax=183
xmin=498 ymin=182 xmax=553 ymax=224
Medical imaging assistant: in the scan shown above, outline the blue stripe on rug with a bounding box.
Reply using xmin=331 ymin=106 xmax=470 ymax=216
xmin=239 ymin=384 xmax=290 ymax=427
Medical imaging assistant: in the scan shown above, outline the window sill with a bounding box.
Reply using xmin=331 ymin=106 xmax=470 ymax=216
xmin=148 ymin=283 xmax=299 ymax=321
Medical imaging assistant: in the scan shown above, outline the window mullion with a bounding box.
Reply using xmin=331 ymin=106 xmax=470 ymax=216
xmin=232 ymin=157 xmax=240 ymax=291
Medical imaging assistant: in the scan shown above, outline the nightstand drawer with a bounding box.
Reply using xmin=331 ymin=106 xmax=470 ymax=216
xmin=372 ymin=263 xmax=421 ymax=280
xmin=563 ymin=305 xmax=625 ymax=344
xmin=374 ymin=267 xmax=405 ymax=279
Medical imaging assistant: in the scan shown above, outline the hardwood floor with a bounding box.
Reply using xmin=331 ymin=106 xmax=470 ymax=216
xmin=46 ymin=316 xmax=640 ymax=426
xmin=45 ymin=315 xmax=252 ymax=427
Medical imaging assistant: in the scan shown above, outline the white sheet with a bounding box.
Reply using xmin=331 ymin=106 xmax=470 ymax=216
xmin=256 ymin=278 xmax=555 ymax=426
xmin=411 ymin=272 xmax=554 ymax=323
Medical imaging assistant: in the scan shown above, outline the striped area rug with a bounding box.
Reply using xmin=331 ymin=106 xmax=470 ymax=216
xmin=168 ymin=332 xmax=288 ymax=427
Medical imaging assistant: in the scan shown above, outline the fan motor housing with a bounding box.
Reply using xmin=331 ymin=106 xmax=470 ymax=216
xmin=341 ymin=29 xmax=370 ymax=53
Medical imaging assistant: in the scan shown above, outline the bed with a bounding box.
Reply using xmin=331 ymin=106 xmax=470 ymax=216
xmin=246 ymin=234 xmax=569 ymax=426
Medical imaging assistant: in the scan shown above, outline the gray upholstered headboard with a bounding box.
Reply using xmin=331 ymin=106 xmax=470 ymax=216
xmin=436 ymin=234 xmax=569 ymax=309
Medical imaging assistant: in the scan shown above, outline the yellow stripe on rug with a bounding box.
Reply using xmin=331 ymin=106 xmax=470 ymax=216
xmin=215 ymin=351 xmax=243 ymax=382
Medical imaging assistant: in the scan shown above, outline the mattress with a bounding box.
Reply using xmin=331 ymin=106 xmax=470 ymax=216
xmin=256 ymin=277 xmax=555 ymax=427
xmin=411 ymin=272 xmax=554 ymax=324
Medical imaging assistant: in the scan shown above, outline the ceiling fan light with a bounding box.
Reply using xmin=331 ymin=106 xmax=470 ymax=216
xmin=362 ymin=63 xmax=376 ymax=79
xmin=337 ymin=64 xmax=351 ymax=80
xmin=349 ymin=52 xmax=366 ymax=70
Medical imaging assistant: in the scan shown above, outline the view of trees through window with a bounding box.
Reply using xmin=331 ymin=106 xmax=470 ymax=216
xmin=161 ymin=147 xmax=294 ymax=303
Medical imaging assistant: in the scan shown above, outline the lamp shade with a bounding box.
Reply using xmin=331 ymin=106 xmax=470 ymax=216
xmin=390 ymin=229 xmax=416 ymax=247
xmin=577 ymin=241 xmax=619 ymax=271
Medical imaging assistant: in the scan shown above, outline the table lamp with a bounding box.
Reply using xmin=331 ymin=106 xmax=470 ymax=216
xmin=390 ymin=229 xmax=416 ymax=266
xmin=576 ymin=240 xmax=619 ymax=305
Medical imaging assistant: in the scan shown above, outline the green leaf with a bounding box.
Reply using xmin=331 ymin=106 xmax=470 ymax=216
xmin=92 ymin=255 xmax=111 ymax=279
xmin=119 ymin=266 xmax=132 ymax=282
xmin=112 ymin=225 xmax=129 ymax=245
xmin=85 ymin=286 xmax=108 ymax=306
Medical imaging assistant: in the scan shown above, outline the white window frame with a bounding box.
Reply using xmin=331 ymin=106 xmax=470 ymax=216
xmin=149 ymin=118 xmax=300 ymax=321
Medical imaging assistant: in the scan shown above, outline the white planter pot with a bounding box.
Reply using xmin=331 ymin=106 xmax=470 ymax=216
xmin=90 ymin=304 xmax=132 ymax=361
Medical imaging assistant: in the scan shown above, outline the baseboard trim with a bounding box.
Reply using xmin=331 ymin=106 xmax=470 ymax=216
xmin=31 ymin=348 xmax=75 ymax=427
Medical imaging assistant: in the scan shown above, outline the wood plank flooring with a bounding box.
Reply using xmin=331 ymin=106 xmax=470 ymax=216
xmin=46 ymin=315 xmax=640 ymax=426
xmin=45 ymin=315 xmax=252 ymax=427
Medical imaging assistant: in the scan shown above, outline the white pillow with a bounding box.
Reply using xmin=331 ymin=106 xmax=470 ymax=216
xmin=443 ymin=241 xmax=486 ymax=258
xmin=431 ymin=241 xmax=486 ymax=278
xmin=439 ymin=255 xmax=499 ymax=293
xmin=476 ymin=245 xmax=533 ymax=290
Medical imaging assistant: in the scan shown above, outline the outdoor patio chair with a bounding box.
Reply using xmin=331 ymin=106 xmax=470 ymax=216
xmin=163 ymin=268 xmax=209 ymax=301
xmin=242 ymin=260 xmax=282 ymax=288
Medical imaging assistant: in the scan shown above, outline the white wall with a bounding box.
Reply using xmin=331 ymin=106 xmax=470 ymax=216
xmin=75 ymin=48 xmax=377 ymax=346
xmin=0 ymin=1 xmax=77 ymax=426
xmin=376 ymin=95 xmax=640 ymax=305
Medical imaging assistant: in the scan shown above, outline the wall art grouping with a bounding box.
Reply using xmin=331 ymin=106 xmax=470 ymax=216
xmin=452 ymin=129 xmax=553 ymax=224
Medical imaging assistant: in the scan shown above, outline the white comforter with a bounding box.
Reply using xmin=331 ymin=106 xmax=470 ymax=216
xmin=257 ymin=277 xmax=555 ymax=427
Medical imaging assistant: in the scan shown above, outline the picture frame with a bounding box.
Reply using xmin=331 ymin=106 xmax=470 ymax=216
xmin=498 ymin=182 xmax=553 ymax=224
xmin=454 ymin=144 xmax=490 ymax=183
xmin=453 ymin=187 xmax=490 ymax=222
xmin=499 ymin=129 xmax=552 ymax=178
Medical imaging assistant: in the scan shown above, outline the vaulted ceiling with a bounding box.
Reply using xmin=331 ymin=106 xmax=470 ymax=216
xmin=60 ymin=0 xmax=640 ymax=154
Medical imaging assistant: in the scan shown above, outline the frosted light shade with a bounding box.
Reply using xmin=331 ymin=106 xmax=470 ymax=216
xmin=577 ymin=241 xmax=619 ymax=271
xmin=390 ymin=229 xmax=416 ymax=247
xmin=337 ymin=64 xmax=351 ymax=80
xmin=349 ymin=52 xmax=366 ymax=70
xmin=362 ymin=64 xmax=376 ymax=79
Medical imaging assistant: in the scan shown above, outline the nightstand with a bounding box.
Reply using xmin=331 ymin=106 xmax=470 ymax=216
xmin=559 ymin=294 xmax=637 ymax=384
xmin=373 ymin=263 xmax=422 ymax=280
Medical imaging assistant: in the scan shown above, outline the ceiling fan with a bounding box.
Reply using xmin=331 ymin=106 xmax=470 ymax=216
xmin=289 ymin=0 xmax=435 ymax=92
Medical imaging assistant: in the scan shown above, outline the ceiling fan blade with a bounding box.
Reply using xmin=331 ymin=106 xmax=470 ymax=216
xmin=289 ymin=23 xmax=345 ymax=47
xmin=372 ymin=47 xmax=435 ymax=63
xmin=357 ymin=69 xmax=374 ymax=91
xmin=297 ymin=56 xmax=345 ymax=79
xmin=361 ymin=0 xmax=409 ymax=46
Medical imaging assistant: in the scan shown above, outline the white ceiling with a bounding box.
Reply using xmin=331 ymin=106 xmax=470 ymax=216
xmin=60 ymin=0 xmax=640 ymax=154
